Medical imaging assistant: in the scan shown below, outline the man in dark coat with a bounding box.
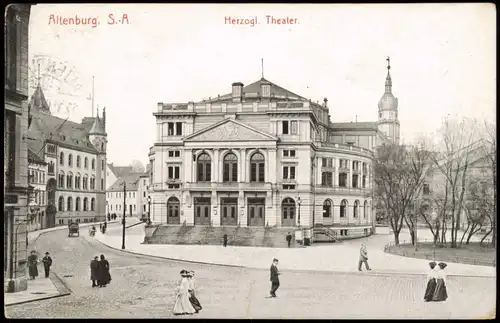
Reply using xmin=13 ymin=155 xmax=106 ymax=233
xmin=270 ymin=258 xmax=280 ymax=297
xmin=42 ymin=252 xmax=53 ymax=278
xmin=223 ymin=234 xmax=228 ymax=247
xmin=286 ymin=232 xmax=292 ymax=248
xmin=90 ymin=256 xmax=99 ymax=287
xmin=97 ymin=254 xmax=111 ymax=287
xmin=28 ymin=251 xmax=39 ymax=280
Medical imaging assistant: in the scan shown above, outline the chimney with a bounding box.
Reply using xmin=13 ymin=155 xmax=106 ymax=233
xmin=232 ymin=82 xmax=243 ymax=102
xmin=102 ymin=106 xmax=106 ymax=131
xmin=260 ymin=81 xmax=271 ymax=99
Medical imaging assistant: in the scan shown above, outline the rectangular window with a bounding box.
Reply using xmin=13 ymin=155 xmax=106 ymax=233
xmin=282 ymin=121 xmax=289 ymax=134
xmin=101 ymin=179 xmax=104 ymax=190
xmin=352 ymin=174 xmax=358 ymax=188
xmin=322 ymin=158 xmax=327 ymax=167
xmin=168 ymin=151 xmax=174 ymax=157
xmin=168 ymin=166 xmax=173 ymax=179
xmin=283 ymin=150 xmax=289 ymax=157
xmin=281 ymin=166 xmax=296 ymax=180
xmin=290 ymin=121 xmax=298 ymax=134
xmin=290 ymin=150 xmax=296 ymax=157
xmin=339 ymin=173 xmax=347 ymax=187
xmin=327 ymin=158 xmax=333 ymax=168
xmin=174 ymin=166 xmax=180 ymax=179
xmin=175 ymin=122 xmax=182 ymax=136
xmin=168 ymin=122 xmax=174 ymax=136
xmin=362 ymin=175 xmax=366 ymax=188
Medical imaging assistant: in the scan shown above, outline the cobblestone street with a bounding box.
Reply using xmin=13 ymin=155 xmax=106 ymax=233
xmin=5 ymin=226 xmax=496 ymax=319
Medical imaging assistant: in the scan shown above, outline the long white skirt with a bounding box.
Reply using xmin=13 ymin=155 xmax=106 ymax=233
xmin=173 ymin=292 xmax=196 ymax=315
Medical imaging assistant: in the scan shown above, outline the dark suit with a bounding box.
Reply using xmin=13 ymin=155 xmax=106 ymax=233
xmin=270 ymin=264 xmax=280 ymax=296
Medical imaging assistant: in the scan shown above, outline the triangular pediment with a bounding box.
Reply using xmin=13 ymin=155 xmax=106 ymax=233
xmin=184 ymin=118 xmax=277 ymax=142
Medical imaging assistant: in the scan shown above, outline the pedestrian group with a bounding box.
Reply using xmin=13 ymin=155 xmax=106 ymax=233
xmin=90 ymin=254 xmax=112 ymax=288
xmin=424 ymin=261 xmax=448 ymax=302
xmin=173 ymin=270 xmax=203 ymax=315
xmin=28 ymin=251 xmax=53 ymax=280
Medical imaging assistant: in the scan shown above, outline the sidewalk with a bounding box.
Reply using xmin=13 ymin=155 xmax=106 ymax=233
xmin=92 ymin=224 xmax=496 ymax=278
xmin=5 ymin=273 xmax=71 ymax=306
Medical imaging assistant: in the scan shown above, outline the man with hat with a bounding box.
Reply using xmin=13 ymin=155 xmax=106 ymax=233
xmin=42 ymin=252 xmax=53 ymax=278
xmin=269 ymin=258 xmax=280 ymax=297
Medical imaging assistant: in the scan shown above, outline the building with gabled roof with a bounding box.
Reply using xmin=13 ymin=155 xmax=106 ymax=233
xmin=106 ymin=172 xmax=150 ymax=220
xmin=26 ymin=78 xmax=108 ymax=227
xmin=147 ymin=59 xmax=400 ymax=242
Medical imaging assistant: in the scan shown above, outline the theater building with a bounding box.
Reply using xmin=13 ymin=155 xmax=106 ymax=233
xmin=148 ymin=63 xmax=399 ymax=236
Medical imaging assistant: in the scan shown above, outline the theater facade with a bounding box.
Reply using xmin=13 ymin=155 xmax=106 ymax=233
xmin=148 ymin=64 xmax=399 ymax=234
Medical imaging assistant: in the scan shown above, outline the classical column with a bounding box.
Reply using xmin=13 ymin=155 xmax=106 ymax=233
xmin=316 ymin=157 xmax=322 ymax=186
xmin=213 ymin=149 xmax=220 ymax=183
xmin=184 ymin=149 xmax=193 ymax=182
xmin=268 ymin=149 xmax=277 ymax=183
xmin=240 ymin=149 xmax=246 ymax=182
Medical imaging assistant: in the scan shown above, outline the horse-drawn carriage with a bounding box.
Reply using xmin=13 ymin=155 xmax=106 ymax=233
xmin=68 ymin=222 xmax=80 ymax=237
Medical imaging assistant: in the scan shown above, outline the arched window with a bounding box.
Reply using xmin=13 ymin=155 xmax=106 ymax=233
xmin=354 ymin=200 xmax=360 ymax=218
xmin=75 ymin=173 xmax=81 ymax=190
xmin=323 ymin=199 xmax=332 ymax=218
xmin=76 ymin=155 xmax=81 ymax=168
xmin=91 ymin=158 xmax=96 ymax=170
xmin=60 ymin=152 xmax=64 ymax=165
xmin=364 ymin=200 xmax=368 ymax=218
xmin=83 ymin=175 xmax=88 ymax=190
xmin=68 ymin=154 xmax=73 ymax=167
xmin=281 ymin=198 xmax=296 ymax=221
xmin=84 ymin=157 xmax=88 ymax=169
xmin=250 ymin=152 xmax=265 ymax=182
xmin=66 ymin=173 xmax=73 ymax=189
xmin=223 ymin=153 xmax=238 ymax=182
xmin=83 ymin=197 xmax=88 ymax=211
xmin=58 ymin=171 xmax=65 ymax=188
xmin=91 ymin=198 xmax=95 ymax=211
xmin=75 ymin=197 xmax=81 ymax=211
xmin=48 ymin=161 xmax=55 ymax=175
xmin=340 ymin=199 xmax=348 ymax=218
xmin=90 ymin=176 xmax=96 ymax=190
xmin=58 ymin=196 xmax=64 ymax=211
xmin=197 ymin=153 xmax=211 ymax=182
xmin=167 ymin=196 xmax=180 ymax=218
xmin=67 ymin=197 xmax=73 ymax=211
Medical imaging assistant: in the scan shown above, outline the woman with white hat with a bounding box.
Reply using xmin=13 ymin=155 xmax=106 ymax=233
xmin=173 ymin=270 xmax=196 ymax=315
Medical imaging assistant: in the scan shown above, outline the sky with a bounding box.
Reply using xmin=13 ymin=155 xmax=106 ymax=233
xmin=28 ymin=3 xmax=496 ymax=166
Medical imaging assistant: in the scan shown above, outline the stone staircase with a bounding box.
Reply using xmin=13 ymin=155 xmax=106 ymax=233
xmin=146 ymin=225 xmax=299 ymax=248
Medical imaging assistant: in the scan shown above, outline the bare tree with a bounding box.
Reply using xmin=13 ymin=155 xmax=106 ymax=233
xmin=130 ymin=160 xmax=145 ymax=173
xmin=427 ymin=116 xmax=478 ymax=248
xmin=479 ymin=121 xmax=496 ymax=247
xmin=374 ymin=143 xmax=429 ymax=245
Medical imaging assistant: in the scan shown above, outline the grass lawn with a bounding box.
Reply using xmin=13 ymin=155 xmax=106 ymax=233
xmin=385 ymin=242 xmax=496 ymax=267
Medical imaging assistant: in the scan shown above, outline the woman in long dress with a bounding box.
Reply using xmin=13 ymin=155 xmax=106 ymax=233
xmin=424 ymin=261 xmax=437 ymax=302
xmin=27 ymin=251 xmax=39 ymax=280
xmin=187 ymin=271 xmax=202 ymax=313
xmin=432 ymin=262 xmax=448 ymax=302
xmin=173 ymin=270 xmax=196 ymax=315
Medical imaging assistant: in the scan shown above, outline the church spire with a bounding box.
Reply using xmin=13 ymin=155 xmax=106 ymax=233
xmin=385 ymin=56 xmax=392 ymax=93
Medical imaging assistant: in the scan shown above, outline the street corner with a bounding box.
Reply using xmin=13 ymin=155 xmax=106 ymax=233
xmin=5 ymin=272 xmax=70 ymax=307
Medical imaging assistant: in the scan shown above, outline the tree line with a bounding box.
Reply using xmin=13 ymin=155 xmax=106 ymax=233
xmin=374 ymin=116 xmax=496 ymax=249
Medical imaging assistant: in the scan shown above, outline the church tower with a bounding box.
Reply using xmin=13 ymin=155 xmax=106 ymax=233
xmin=88 ymin=108 xmax=108 ymax=221
xmin=377 ymin=57 xmax=400 ymax=144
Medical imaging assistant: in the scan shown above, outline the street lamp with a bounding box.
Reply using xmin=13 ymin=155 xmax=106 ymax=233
xmin=121 ymin=181 xmax=126 ymax=249
xmin=147 ymin=196 xmax=152 ymax=225
xmin=431 ymin=209 xmax=438 ymax=260
xmin=297 ymin=197 xmax=302 ymax=227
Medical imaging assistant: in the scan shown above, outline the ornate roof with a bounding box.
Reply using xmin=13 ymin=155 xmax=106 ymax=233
xmin=29 ymin=83 xmax=51 ymax=114
xmin=203 ymin=77 xmax=307 ymax=103
xmin=378 ymin=62 xmax=398 ymax=112
xmin=89 ymin=115 xmax=106 ymax=135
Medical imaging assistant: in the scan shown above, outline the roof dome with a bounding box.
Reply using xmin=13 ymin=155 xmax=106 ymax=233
xmin=378 ymin=65 xmax=398 ymax=111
